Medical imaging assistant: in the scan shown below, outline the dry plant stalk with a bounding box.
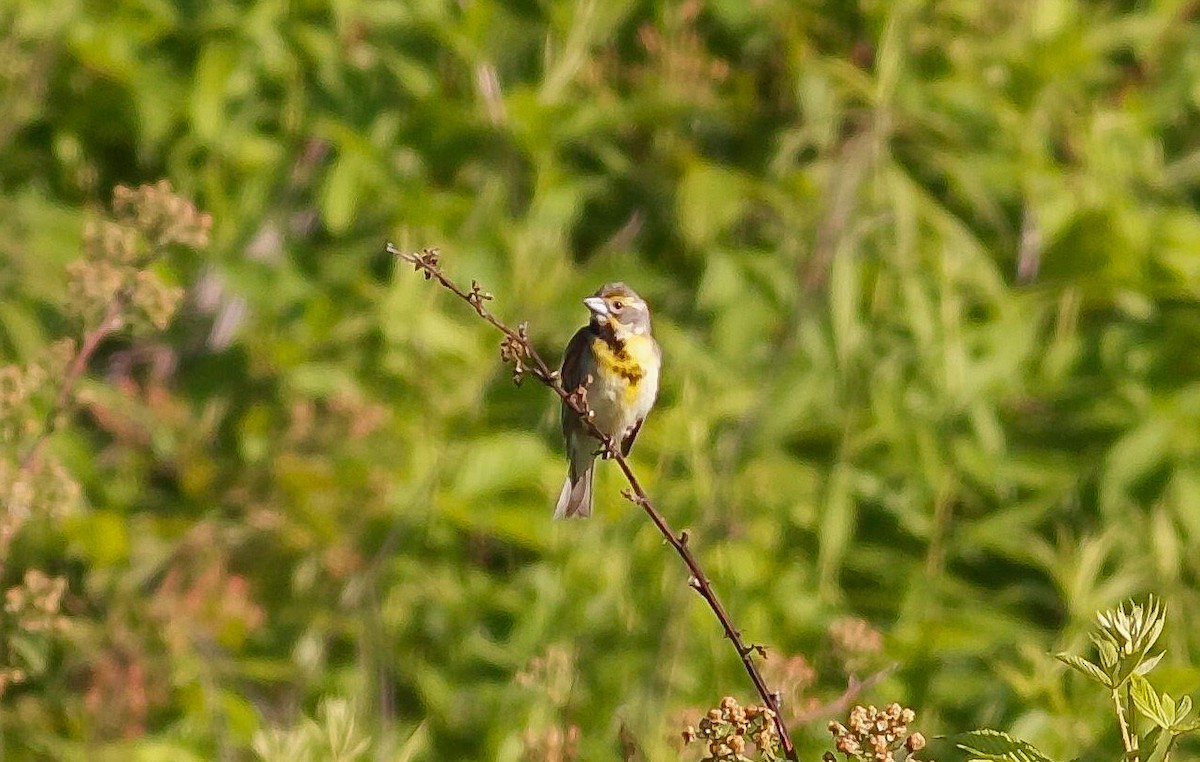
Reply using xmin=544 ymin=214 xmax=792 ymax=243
xmin=2 ymin=181 xmax=210 ymax=696
xmin=17 ymin=180 xmax=210 ymax=476
xmin=386 ymin=244 xmax=798 ymax=760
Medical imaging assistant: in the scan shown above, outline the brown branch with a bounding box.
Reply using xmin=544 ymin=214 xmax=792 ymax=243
xmin=387 ymin=244 xmax=799 ymax=760
xmin=792 ymin=664 xmax=897 ymax=726
xmin=17 ymin=287 xmax=132 ymax=473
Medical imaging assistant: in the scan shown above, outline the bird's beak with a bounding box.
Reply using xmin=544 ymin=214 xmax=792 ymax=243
xmin=583 ymin=296 xmax=609 ymax=318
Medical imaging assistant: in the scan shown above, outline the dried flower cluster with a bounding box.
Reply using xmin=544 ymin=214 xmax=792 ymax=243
xmin=683 ymin=696 xmax=781 ymax=761
xmin=3 ymin=569 xmax=67 ymax=632
xmin=829 ymin=618 xmax=884 ymax=656
xmin=829 ymin=617 xmax=885 ymax=673
xmin=70 ymin=180 xmax=211 ymax=330
xmin=0 ymin=358 xmax=47 ymax=446
xmin=111 ymin=180 xmax=212 ymax=250
xmin=824 ymin=704 xmax=930 ymax=762
xmin=1 ymin=569 xmax=69 ymax=695
xmin=0 ymin=340 xmax=75 ymax=447
xmin=0 ymin=339 xmax=81 ymax=549
xmin=2 ymin=182 xmax=210 ymax=710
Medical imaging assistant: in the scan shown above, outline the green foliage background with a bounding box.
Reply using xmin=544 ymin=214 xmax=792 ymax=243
xmin=3 ymin=0 xmax=1200 ymax=759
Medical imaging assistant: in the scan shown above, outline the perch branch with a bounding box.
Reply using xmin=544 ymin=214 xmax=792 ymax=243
xmin=387 ymin=244 xmax=798 ymax=759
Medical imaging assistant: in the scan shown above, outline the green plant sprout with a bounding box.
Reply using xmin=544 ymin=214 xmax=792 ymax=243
xmin=952 ymin=596 xmax=1198 ymax=762
xmin=1056 ymin=595 xmax=1200 ymax=762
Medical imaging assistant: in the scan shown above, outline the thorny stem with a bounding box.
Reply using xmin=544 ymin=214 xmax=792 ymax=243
xmin=17 ymin=287 xmax=133 ymax=474
xmin=387 ymin=244 xmax=799 ymax=760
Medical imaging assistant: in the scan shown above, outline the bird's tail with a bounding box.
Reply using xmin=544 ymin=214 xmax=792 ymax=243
xmin=553 ymin=455 xmax=594 ymax=519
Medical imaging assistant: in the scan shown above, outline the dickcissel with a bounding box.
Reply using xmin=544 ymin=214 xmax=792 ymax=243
xmin=554 ymin=283 xmax=661 ymax=519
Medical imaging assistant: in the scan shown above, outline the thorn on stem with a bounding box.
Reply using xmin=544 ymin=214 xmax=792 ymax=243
xmin=678 ymin=530 xmax=689 ymax=546
xmin=467 ymin=279 xmax=494 ymax=310
xmin=389 ymin=245 xmax=439 ymax=278
xmin=688 ymin=576 xmax=701 ymax=591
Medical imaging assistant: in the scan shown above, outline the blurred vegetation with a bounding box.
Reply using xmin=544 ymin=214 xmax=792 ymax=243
xmin=3 ymin=0 xmax=1200 ymax=759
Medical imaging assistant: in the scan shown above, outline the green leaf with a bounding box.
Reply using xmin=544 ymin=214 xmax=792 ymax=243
xmin=1165 ymin=692 xmax=1200 ymax=733
xmin=1114 ymin=645 xmax=1157 ymax=688
xmin=450 ymin=433 xmax=551 ymax=500
xmin=956 ymin=729 xmax=1056 ymax=762
xmin=129 ymin=740 xmax=210 ymax=762
xmin=1131 ymin=674 xmax=1170 ymax=729
xmin=395 ymin=722 xmax=429 ymax=762
xmin=1056 ymin=652 xmax=1113 ymax=688
xmin=1175 ymin=695 xmax=1193 ymax=724
xmin=9 ymin=632 xmax=50 ymax=675
xmin=1144 ymin=726 xmax=1175 ymax=762
xmin=1135 ymin=651 xmax=1166 ymax=676
xmin=67 ymin=509 xmax=131 ymax=566
xmin=190 ymin=41 xmax=237 ymax=142
xmin=677 ymin=163 xmax=748 ymax=249
xmin=1092 ymin=635 xmax=1120 ymax=670
xmin=320 ymin=156 xmax=363 ymax=234
xmin=816 ymin=462 xmax=856 ymax=600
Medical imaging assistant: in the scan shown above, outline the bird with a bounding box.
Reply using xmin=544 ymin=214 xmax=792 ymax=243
xmin=554 ymin=282 xmax=661 ymax=519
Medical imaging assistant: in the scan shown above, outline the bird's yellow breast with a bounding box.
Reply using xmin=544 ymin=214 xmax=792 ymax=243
xmin=590 ymin=333 xmax=658 ymax=397
xmin=585 ymin=332 xmax=659 ymax=438
xmin=588 ymin=331 xmax=657 ymax=408
xmin=591 ymin=335 xmax=642 ymax=381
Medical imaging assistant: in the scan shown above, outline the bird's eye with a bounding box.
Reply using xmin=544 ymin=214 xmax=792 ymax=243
xmin=612 ymin=300 xmax=624 ymax=310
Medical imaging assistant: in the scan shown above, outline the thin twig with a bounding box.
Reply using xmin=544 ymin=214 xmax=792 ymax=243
xmin=387 ymin=244 xmax=799 ymax=760
xmin=17 ymin=287 xmax=132 ymax=473
xmin=792 ymin=664 xmax=897 ymax=725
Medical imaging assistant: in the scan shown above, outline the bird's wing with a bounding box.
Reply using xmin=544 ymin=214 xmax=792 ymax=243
xmin=560 ymin=325 xmax=595 ymax=439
